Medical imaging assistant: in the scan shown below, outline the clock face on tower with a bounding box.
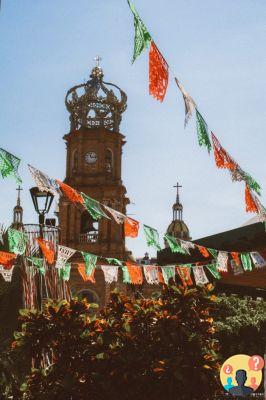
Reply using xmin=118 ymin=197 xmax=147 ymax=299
xmin=85 ymin=152 xmax=98 ymax=164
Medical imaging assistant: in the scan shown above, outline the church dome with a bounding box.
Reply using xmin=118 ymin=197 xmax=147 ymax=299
xmin=166 ymin=220 xmax=190 ymax=240
xmin=65 ymin=63 xmax=127 ymax=133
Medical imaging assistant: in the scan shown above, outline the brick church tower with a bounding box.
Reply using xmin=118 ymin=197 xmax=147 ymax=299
xmin=58 ymin=62 xmax=129 ymax=304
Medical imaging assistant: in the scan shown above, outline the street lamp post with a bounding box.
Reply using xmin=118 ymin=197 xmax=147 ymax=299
xmin=29 ymin=187 xmax=54 ymax=309
xmin=29 ymin=187 xmax=54 ymax=237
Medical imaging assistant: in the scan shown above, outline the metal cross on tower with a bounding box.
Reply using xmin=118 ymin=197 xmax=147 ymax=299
xmin=173 ymin=182 xmax=182 ymax=203
xmin=94 ymin=55 xmax=102 ymax=68
xmin=16 ymin=185 xmax=23 ymax=206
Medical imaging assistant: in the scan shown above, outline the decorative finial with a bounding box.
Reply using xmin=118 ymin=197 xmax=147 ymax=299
xmin=94 ymin=55 xmax=102 ymax=68
xmin=90 ymin=56 xmax=104 ymax=80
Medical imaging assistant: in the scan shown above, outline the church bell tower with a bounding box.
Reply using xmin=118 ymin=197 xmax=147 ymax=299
xmin=59 ymin=61 xmax=129 ymax=260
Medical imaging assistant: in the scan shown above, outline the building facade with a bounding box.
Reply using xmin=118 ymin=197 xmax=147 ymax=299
xmin=158 ymin=221 xmax=266 ymax=298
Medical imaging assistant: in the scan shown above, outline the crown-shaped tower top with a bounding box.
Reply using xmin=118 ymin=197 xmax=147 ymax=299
xmin=65 ymin=60 xmax=127 ymax=133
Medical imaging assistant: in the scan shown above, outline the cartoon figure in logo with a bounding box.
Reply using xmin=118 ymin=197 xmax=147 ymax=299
xmin=229 ymin=370 xmax=253 ymax=397
xmin=224 ymin=377 xmax=234 ymax=391
xmin=220 ymin=354 xmax=263 ymax=395
xmin=249 ymin=377 xmax=258 ymax=391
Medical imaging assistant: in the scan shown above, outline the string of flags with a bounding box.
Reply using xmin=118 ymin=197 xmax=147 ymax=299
xmin=0 ymin=146 xmax=266 ymax=273
xmin=1 ymin=147 xmax=266 ymax=247
xmin=1 ymin=223 xmax=265 ymax=287
xmin=126 ymin=0 xmax=263 ymax=214
xmin=0 ymin=145 xmax=266 ymax=281
xmin=27 ymin=163 xmax=266 ymax=256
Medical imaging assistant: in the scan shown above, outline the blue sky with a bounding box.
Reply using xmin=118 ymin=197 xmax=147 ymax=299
xmin=0 ymin=0 xmax=266 ymax=257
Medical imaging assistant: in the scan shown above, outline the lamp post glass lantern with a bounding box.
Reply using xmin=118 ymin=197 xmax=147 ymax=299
xmin=30 ymin=187 xmax=54 ymax=225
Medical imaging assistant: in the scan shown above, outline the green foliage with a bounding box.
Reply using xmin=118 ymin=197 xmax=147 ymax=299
xmin=6 ymin=285 xmax=220 ymax=400
xmin=1 ymin=281 xmax=265 ymax=399
xmin=214 ymin=294 xmax=266 ymax=358
xmin=0 ymin=346 xmax=26 ymax=399
xmin=0 ymin=266 xmax=22 ymax=348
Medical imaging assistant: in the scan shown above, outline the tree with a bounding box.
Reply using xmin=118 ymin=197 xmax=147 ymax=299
xmin=8 ymin=284 xmax=220 ymax=400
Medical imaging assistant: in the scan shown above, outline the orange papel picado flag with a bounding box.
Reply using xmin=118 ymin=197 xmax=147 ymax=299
xmin=149 ymin=41 xmax=169 ymax=102
xmin=197 ymin=246 xmax=210 ymax=258
xmin=77 ymin=263 xmax=96 ymax=283
xmin=211 ymin=132 xmax=236 ymax=170
xmin=56 ymin=180 xmax=84 ymax=204
xmin=231 ymin=252 xmax=241 ymax=266
xmin=245 ymin=184 xmax=259 ymax=213
xmin=124 ymin=217 xmax=139 ymax=238
xmin=37 ymin=238 xmax=55 ymax=265
xmin=0 ymin=251 xmax=16 ymax=269
xmin=126 ymin=262 xmax=143 ymax=284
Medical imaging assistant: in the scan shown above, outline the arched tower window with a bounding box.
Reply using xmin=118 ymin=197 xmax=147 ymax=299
xmin=72 ymin=149 xmax=78 ymax=172
xmin=88 ymin=109 xmax=96 ymax=118
xmin=77 ymin=290 xmax=100 ymax=314
xmin=79 ymin=211 xmax=98 ymax=243
xmin=14 ymin=209 xmax=23 ymax=224
xmin=77 ymin=289 xmax=99 ymax=304
xmin=105 ymin=148 xmax=113 ymax=174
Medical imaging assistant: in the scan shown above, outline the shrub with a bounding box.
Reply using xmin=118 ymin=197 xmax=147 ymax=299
xmin=214 ymin=294 xmax=266 ymax=359
xmin=9 ymin=284 xmax=220 ymax=400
